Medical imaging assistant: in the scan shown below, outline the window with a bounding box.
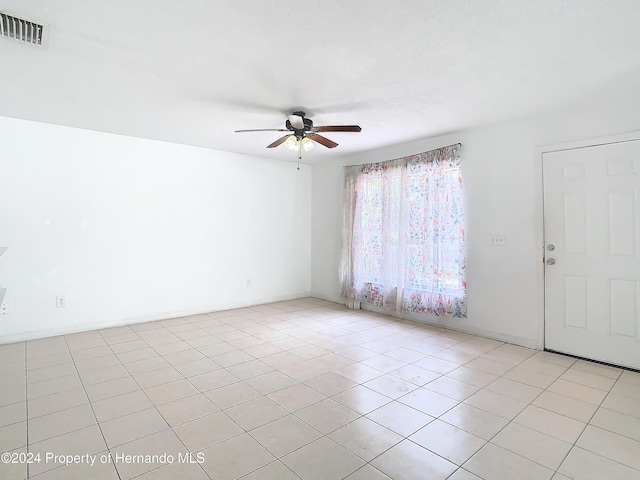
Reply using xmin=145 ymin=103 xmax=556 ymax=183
xmin=340 ymin=144 xmax=466 ymax=317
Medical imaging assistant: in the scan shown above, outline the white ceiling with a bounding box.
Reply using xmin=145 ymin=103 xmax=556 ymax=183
xmin=1 ymin=1 xmax=639 ymax=163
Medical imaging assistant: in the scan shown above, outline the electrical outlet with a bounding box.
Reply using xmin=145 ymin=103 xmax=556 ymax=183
xmin=490 ymin=234 xmax=506 ymax=247
xmin=0 ymin=303 xmax=9 ymax=315
xmin=56 ymin=295 xmax=66 ymax=308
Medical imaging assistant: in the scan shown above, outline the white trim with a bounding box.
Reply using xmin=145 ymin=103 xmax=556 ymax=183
xmin=309 ymin=291 xmax=343 ymax=304
xmin=537 ymin=130 xmax=640 ymax=155
xmin=310 ymin=292 xmax=538 ymax=348
xmin=535 ymin=130 xmax=640 ymax=351
xmin=0 ymin=292 xmax=311 ymax=345
xmin=360 ymin=302 xmax=538 ymax=349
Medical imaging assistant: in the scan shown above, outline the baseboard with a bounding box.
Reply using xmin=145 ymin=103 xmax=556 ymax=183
xmin=2 ymin=291 xmax=539 ymax=350
xmin=355 ymin=302 xmax=539 ymax=350
xmin=0 ymin=291 xmax=312 ymax=345
xmin=308 ymin=291 xmax=343 ymax=304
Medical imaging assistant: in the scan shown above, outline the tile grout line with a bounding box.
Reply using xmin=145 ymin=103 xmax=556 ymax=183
xmin=548 ymin=368 xmax=623 ymax=478
xmin=387 ymin=347 xmax=568 ymax=477
xmin=9 ymin=300 xmax=640 ymax=480
xmin=97 ymin=323 xmax=215 ymax=480
xmin=358 ymin=347 xmax=517 ymax=477
xmin=24 ymin=341 xmax=29 ymax=480
xmin=458 ymin=355 xmax=572 ymax=477
xmin=62 ymin=334 xmax=123 ymax=480
xmin=555 ymin=371 xmax=640 ymax=476
xmin=121 ymin=313 xmax=316 ymax=478
xmin=178 ymin=308 xmax=317 ymax=480
xmin=228 ymin=320 xmax=511 ymax=478
xmin=200 ymin=306 xmax=312 ymax=480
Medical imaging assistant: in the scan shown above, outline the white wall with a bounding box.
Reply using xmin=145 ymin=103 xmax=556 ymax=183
xmin=0 ymin=117 xmax=311 ymax=342
xmin=311 ymin=67 xmax=640 ymax=348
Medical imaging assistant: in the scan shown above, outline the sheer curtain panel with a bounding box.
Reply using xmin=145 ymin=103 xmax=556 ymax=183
xmin=339 ymin=144 xmax=466 ymax=318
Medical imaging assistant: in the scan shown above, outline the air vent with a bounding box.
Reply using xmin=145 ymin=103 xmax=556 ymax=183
xmin=0 ymin=12 xmax=47 ymax=46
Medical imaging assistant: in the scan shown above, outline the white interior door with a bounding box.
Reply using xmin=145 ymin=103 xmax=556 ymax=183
xmin=543 ymin=140 xmax=640 ymax=370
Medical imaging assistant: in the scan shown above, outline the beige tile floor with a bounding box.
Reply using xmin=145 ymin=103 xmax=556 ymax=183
xmin=1 ymin=297 xmax=639 ymax=480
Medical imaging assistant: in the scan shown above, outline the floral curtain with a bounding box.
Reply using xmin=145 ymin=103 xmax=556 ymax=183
xmin=339 ymin=144 xmax=466 ymax=318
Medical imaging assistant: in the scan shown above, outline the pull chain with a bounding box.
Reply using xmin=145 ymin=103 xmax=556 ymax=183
xmin=297 ymin=139 xmax=301 ymax=170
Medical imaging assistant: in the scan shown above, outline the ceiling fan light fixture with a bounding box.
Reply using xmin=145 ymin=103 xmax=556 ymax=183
xmin=284 ymin=135 xmax=297 ymax=150
xmin=284 ymin=135 xmax=315 ymax=151
xmin=302 ymin=137 xmax=315 ymax=152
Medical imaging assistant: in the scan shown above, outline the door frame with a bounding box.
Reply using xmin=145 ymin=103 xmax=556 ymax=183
xmin=535 ymin=130 xmax=640 ymax=351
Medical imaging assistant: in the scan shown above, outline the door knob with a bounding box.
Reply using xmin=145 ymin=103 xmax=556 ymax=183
xmin=546 ymin=258 xmax=556 ymax=265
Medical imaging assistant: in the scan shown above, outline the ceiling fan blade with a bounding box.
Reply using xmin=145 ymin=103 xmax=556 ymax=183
xmin=307 ymin=133 xmax=338 ymax=148
xmin=266 ymin=135 xmax=291 ymax=148
xmin=235 ymin=128 xmax=289 ymax=133
xmin=314 ymin=125 xmax=362 ymax=133
xmin=287 ymin=114 xmax=305 ymax=130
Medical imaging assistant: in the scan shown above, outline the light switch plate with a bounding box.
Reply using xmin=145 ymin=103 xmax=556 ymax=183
xmin=490 ymin=234 xmax=506 ymax=246
xmin=1 ymin=288 xmax=8 ymax=315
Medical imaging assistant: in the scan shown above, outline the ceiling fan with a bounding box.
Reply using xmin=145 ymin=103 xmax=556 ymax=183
xmin=234 ymin=111 xmax=361 ymax=150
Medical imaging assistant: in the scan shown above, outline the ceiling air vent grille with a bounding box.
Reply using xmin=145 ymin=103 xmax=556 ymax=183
xmin=0 ymin=12 xmax=46 ymax=46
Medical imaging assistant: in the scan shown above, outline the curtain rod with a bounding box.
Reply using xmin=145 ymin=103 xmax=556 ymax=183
xmin=342 ymin=142 xmax=462 ymax=167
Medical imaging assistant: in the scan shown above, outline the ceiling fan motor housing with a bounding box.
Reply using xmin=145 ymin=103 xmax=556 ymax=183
xmin=285 ymin=111 xmax=314 ymax=138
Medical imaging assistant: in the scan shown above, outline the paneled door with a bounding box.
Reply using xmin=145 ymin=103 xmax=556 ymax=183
xmin=543 ymin=140 xmax=640 ymax=369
